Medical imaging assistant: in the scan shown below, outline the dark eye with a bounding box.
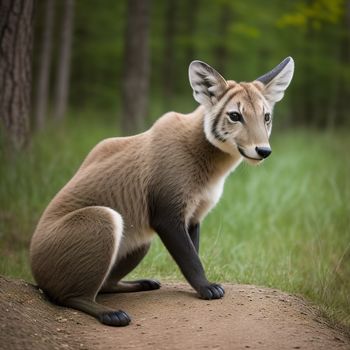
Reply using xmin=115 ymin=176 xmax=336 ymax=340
xmin=264 ymin=113 xmax=271 ymax=123
xmin=227 ymin=111 xmax=243 ymax=123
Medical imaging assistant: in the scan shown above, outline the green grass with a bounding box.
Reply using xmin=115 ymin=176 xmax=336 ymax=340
xmin=1 ymin=114 xmax=349 ymax=329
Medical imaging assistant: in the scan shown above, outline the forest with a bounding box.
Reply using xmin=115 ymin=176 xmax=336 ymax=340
xmin=0 ymin=0 xmax=350 ymax=330
xmin=1 ymin=0 xmax=350 ymax=150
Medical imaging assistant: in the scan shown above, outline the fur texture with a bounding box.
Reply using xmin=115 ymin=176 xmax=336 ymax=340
xmin=30 ymin=57 xmax=294 ymax=327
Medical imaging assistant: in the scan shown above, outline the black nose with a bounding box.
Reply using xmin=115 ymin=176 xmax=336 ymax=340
xmin=255 ymin=146 xmax=272 ymax=158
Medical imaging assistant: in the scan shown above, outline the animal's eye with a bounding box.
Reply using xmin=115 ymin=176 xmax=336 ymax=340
xmin=227 ymin=111 xmax=243 ymax=123
xmin=264 ymin=113 xmax=271 ymax=123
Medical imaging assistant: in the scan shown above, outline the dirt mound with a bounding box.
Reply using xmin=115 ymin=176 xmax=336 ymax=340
xmin=0 ymin=276 xmax=349 ymax=350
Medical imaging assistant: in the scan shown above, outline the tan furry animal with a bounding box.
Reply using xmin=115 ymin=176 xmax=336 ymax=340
xmin=30 ymin=57 xmax=294 ymax=326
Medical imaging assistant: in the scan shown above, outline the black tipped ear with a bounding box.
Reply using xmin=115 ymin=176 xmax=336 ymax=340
xmin=189 ymin=61 xmax=228 ymax=106
xmin=256 ymin=57 xmax=294 ymax=104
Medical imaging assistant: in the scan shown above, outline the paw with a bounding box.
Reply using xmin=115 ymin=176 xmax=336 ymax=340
xmin=198 ymin=283 xmax=225 ymax=300
xmin=137 ymin=279 xmax=161 ymax=291
xmin=99 ymin=310 xmax=131 ymax=327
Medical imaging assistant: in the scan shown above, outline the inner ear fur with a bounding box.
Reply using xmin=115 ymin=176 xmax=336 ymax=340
xmin=255 ymin=57 xmax=295 ymax=104
xmin=189 ymin=61 xmax=228 ymax=106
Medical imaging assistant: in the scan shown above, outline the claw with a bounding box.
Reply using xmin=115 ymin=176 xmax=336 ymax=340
xmin=216 ymin=285 xmax=225 ymax=296
xmin=199 ymin=283 xmax=225 ymax=300
xmin=99 ymin=310 xmax=131 ymax=327
xmin=139 ymin=279 xmax=161 ymax=291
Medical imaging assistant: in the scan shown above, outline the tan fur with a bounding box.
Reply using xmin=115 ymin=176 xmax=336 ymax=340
xmin=30 ymin=58 xmax=294 ymax=326
xmin=31 ymin=107 xmax=239 ymax=277
xmin=203 ymin=81 xmax=272 ymax=159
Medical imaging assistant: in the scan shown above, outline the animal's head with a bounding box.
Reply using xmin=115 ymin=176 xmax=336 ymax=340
xmin=189 ymin=57 xmax=294 ymax=164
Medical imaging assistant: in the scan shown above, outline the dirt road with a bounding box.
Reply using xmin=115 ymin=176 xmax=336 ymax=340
xmin=0 ymin=276 xmax=349 ymax=350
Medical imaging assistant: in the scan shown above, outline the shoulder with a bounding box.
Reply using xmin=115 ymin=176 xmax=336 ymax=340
xmin=78 ymin=136 xmax=134 ymax=170
xmin=151 ymin=107 xmax=204 ymax=136
xmin=152 ymin=111 xmax=184 ymax=130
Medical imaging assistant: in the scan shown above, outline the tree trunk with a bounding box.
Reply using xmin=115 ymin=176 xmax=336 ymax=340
xmin=35 ymin=0 xmax=55 ymax=130
xmin=336 ymin=0 xmax=350 ymax=126
xmin=0 ymin=0 xmax=34 ymax=152
xmin=162 ymin=0 xmax=177 ymax=102
xmin=184 ymin=0 xmax=198 ymax=64
xmin=302 ymin=24 xmax=315 ymax=127
xmin=53 ymin=0 xmax=74 ymax=121
xmin=326 ymin=25 xmax=341 ymax=129
xmin=121 ymin=0 xmax=151 ymax=134
xmin=213 ymin=4 xmax=232 ymax=75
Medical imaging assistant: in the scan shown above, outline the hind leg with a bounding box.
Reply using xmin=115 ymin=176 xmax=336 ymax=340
xmin=100 ymin=243 xmax=161 ymax=293
xmin=64 ymin=297 xmax=130 ymax=326
xmin=31 ymin=206 xmax=130 ymax=326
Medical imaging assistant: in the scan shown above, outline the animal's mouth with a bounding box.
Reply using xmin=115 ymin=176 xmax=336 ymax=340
xmin=237 ymin=146 xmax=263 ymax=161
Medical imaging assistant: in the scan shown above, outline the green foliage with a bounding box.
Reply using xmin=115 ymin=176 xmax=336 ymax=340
xmin=58 ymin=0 xmax=350 ymax=127
xmin=1 ymin=115 xmax=349 ymax=328
xmin=70 ymin=1 xmax=127 ymax=110
xmin=278 ymin=0 xmax=345 ymax=29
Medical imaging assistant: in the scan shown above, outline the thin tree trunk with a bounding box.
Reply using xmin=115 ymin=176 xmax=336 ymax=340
xmin=162 ymin=0 xmax=177 ymax=102
xmin=302 ymin=25 xmax=315 ymax=127
xmin=35 ymin=0 xmax=55 ymax=130
xmin=184 ymin=0 xmax=198 ymax=64
xmin=336 ymin=0 xmax=350 ymax=126
xmin=213 ymin=4 xmax=232 ymax=75
xmin=121 ymin=0 xmax=151 ymax=134
xmin=53 ymin=0 xmax=74 ymax=121
xmin=326 ymin=27 xmax=341 ymax=130
xmin=0 ymin=0 xmax=34 ymax=152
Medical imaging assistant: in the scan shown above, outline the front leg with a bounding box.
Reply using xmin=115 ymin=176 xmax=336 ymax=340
xmin=188 ymin=223 xmax=200 ymax=253
xmin=152 ymin=218 xmax=224 ymax=300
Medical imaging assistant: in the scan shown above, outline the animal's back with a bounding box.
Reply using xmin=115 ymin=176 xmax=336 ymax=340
xmin=31 ymin=111 xmax=195 ymax=259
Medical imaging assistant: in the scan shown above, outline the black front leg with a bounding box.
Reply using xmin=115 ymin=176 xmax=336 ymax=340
xmin=188 ymin=223 xmax=200 ymax=253
xmin=152 ymin=218 xmax=224 ymax=300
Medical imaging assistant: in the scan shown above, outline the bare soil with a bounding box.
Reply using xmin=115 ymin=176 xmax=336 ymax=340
xmin=0 ymin=276 xmax=349 ymax=350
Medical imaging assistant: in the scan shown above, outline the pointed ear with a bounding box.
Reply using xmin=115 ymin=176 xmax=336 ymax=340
xmin=256 ymin=57 xmax=294 ymax=104
xmin=189 ymin=61 xmax=228 ymax=106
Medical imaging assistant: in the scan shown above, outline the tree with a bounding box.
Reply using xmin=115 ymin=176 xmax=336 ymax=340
xmin=335 ymin=0 xmax=350 ymax=127
xmin=53 ymin=0 xmax=74 ymax=121
xmin=0 ymin=0 xmax=34 ymax=152
xmin=162 ymin=0 xmax=177 ymax=102
xmin=184 ymin=0 xmax=198 ymax=64
xmin=213 ymin=3 xmax=232 ymax=75
xmin=34 ymin=0 xmax=55 ymax=130
xmin=121 ymin=0 xmax=151 ymax=134
xmin=277 ymin=0 xmax=346 ymax=127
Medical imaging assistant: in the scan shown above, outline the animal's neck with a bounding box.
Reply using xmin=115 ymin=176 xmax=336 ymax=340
xmin=187 ymin=106 xmax=242 ymax=181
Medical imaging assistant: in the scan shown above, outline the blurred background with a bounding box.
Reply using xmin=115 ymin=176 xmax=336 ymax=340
xmin=0 ymin=0 xmax=349 ymax=329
